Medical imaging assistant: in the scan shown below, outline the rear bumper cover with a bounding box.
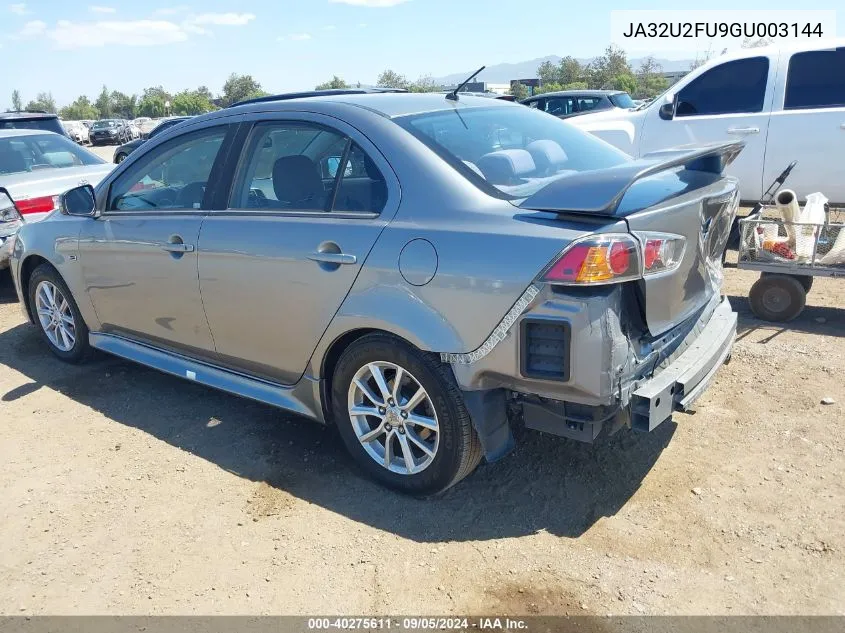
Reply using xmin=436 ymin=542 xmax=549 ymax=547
xmin=629 ymin=296 xmax=736 ymax=432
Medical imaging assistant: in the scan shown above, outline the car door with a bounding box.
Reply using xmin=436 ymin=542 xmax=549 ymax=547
xmin=197 ymin=115 xmax=399 ymax=385
xmin=78 ymin=123 xmax=235 ymax=359
xmin=764 ymin=46 xmax=845 ymax=205
xmin=639 ymin=55 xmax=775 ymax=202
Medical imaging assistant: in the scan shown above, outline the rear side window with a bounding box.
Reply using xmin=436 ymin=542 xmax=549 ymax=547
xmin=231 ymin=121 xmax=387 ymax=214
xmin=676 ymin=57 xmax=769 ymax=116
xmin=784 ymin=47 xmax=845 ymax=110
xmin=544 ymin=97 xmax=575 ymax=116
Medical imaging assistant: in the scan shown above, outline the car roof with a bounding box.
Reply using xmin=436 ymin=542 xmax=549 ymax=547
xmin=0 ymin=128 xmax=61 ymax=138
xmin=226 ymin=92 xmax=516 ymax=119
xmin=526 ymin=90 xmax=623 ymax=99
xmin=0 ymin=111 xmax=59 ymax=120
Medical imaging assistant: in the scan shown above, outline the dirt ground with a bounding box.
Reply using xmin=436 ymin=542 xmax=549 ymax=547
xmin=0 ymin=253 xmax=842 ymax=616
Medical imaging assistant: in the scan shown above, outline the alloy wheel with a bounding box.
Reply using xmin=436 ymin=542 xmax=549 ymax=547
xmin=35 ymin=281 xmax=76 ymax=352
xmin=347 ymin=361 xmax=440 ymax=475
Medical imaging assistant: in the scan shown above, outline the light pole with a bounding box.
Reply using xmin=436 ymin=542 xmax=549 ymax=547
xmin=164 ymin=100 xmax=171 ymax=117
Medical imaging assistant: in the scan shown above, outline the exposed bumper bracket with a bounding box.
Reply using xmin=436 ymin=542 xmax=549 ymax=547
xmin=630 ymin=298 xmax=737 ymax=433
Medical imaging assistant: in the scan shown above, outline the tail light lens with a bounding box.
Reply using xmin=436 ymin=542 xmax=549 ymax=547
xmin=16 ymin=195 xmax=60 ymax=216
xmin=1 ymin=191 xmax=22 ymax=224
xmin=635 ymin=232 xmax=686 ymax=276
xmin=542 ymin=232 xmax=686 ymax=286
xmin=542 ymin=234 xmax=642 ymax=285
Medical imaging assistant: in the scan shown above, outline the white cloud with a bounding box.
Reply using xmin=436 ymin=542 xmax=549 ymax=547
xmin=153 ymin=5 xmax=188 ymax=15
xmin=45 ymin=20 xmax=189 ymax=49
xmin=18 ymin=19 xmax=45 ymax=36
xmin=185 ymin=12 xmax=255 ymax=26
xmin=88 ymin=5 xmax=116 ymax=13
xmin=322 ymin=25 xmax=337 ymax=30
xmin=8 ymin=3 xmax=28 ymax=15
xmin=329 ymin=0 xmax=410 ymax=6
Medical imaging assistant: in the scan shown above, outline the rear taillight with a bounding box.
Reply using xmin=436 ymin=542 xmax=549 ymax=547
xmin=542 ymin=232 xmax=686 ymax=286
xmin=1 ymin=193 xmax=21 ymax=224
xmin=635 ymin=232 xmax=686 ymax=276
xmin=16 ymin=195 xmax=60 ymax=216
xmin=542 ymin=234 xmax=641 ymax=285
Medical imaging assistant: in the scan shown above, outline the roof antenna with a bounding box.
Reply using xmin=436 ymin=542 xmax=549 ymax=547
xmin=446 ymin=65 xmax=486 ymax=101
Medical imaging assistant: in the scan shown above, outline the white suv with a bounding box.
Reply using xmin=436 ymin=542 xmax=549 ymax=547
xmin=570 ymin=39 xmax=845 ymax=205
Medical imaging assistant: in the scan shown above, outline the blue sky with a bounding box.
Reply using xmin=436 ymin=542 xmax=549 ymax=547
xmin=3 ymin=0 xmax=844 ymax=106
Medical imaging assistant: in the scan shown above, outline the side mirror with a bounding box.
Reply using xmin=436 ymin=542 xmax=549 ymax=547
xmin=61 ymin=184 xmax=96 ymax=217
xmin=658 ymin=94 xmax=676 ymax=121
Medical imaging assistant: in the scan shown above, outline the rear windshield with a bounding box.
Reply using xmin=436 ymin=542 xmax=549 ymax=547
xmin=608 ymin=92 xmax=635 ymax=109
xmin=0 ymin=133 xmax=105 ymax=176
xmin=395 ymin=105 xmax=630 ymax=199
xmin=0 ymin=117 xmax=66 ymax=136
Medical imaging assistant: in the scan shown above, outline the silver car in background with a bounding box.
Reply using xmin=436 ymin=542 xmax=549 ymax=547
xmin=0 ymin=129 xmax=113 ymax=269
xmin=9 ymin=91 xmax=739 ymax=495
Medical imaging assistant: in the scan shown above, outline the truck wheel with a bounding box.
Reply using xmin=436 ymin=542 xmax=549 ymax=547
xmin=331 ymin=333 xmax=482 ymax=496
xmin=761 ymin=272 xmax=813 ymax=293
xmin=749 ymin=274 xmax=806 ymax=322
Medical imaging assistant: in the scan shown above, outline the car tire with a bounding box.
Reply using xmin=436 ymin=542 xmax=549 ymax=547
xmin=749 ymin=274 xmax=806 ymax=322
xmin=115 ymin=152 xmax=127 ymax=164
xmin=28 ymin=264 xmax=91 ymax=364
xmin=331 ymin=333 xmax=483 ymax=496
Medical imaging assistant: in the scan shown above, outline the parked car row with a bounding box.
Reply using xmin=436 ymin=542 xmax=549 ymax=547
xmin=113 ymin=116 xmax=193 ymax=163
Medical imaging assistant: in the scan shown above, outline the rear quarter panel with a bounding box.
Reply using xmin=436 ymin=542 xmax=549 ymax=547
xmin=306 ymin=109 xmax=624 ymax=374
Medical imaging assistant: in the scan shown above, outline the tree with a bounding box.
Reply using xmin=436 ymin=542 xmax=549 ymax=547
xmin=537 ymin=60 xmax=559 ymax=85
xmin=24 ymin=92 xmax=56 ymax=113
xmin=11 ymin=90 xmax=22 ymax=111
xmin=586 ymin=45 xmax=632 ymax=89
xmin=95 ymin=85 xmax=111 ymax=118
xmin=110 ymin=91 xmax=137 ymax=119
xmin=408 ymin=75 xmax=438 ymax=93
xmin=558 ymin=56 xmax=584 ymax=85
xmin=509 ymin=81 xmax=529 ymax=100
xmin=634 ymin=56 xmax=669 ymax=98
xmin=742 ymin=37 xmax=772 ymax=48
xmin=376 ymin=69 xmax=408 ymax=90
xmin=171 ymin=89 xmax=214 ymax=115
xmin=137 ymin=95 xmax=166 ymax=118
xmin=315 ymin=76 xmax=350 ymax=90
xmin=221 ymin=73 xmax=265 ymax=106
xmin=59 ymin=96 xmax=99 ymax=121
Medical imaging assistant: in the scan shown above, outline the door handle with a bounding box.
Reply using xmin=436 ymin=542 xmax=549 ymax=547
xmin=160 ymin=242 xmax=194 ymax=253
xmin=307 ymin=252 xmax=357 ymax=265
xmin=727 ymin=126 xmax=760 ymax=135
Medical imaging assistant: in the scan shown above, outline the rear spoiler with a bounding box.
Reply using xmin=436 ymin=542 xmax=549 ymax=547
xmin=519 ymin=140 xmax=744 ymax=216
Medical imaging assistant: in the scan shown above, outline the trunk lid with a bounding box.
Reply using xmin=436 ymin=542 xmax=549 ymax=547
xmin=520 ymin=141 xmax=742 ymax=336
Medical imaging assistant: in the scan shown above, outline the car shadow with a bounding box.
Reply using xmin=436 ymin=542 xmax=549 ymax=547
xmin=728 ymin=293 xmax=845 ymax=340
xmin=0 ymin=321 xmax=674 ymax=542
xmin=0 ymin=270 xmax=18 ymax=304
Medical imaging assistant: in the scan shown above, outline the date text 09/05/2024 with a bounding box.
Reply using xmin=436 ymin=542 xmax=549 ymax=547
xmin=307 ymin=617 xmax=528 ymax=630
xmin=621 ymin=22 xmax=824 ymax=38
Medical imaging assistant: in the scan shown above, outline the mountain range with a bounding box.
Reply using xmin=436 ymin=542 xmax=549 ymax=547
xmin=434 ymin=55 xmax=694 ymax=85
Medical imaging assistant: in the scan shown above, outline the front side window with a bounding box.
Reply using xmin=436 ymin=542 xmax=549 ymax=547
xmin=108 ymin=126 xmax=226 ymax=211
xmin=676 ymin=57 xmax=769 ymax=116
xmin=785 ymin=47 xmax=845 ymax=110
xmin=231 ymin=121 xmax=387 ymax=213
xmin=396 ymin=105 xmax=630 ymax=200
xmin=0 ymin=133 xmax=104 ymax=175
xmin=577 ymin=97 xmax=603 ymax=111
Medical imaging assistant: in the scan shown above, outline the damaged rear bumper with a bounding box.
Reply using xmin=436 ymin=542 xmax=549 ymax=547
xmin=629 ymin=296 xmax=736 ymax=432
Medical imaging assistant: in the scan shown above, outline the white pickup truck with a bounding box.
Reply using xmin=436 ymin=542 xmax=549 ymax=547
xmin=570 ymin=39 xmax=845 ymax=205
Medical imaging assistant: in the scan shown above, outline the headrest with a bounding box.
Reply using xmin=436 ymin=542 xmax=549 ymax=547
xmin=526 ymin=140 xmax=568 ymax=174
xmin=272 ymin=155 xmax=324 ymax=209
xmin=476 ymin=149 xmax=535 ymax=184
